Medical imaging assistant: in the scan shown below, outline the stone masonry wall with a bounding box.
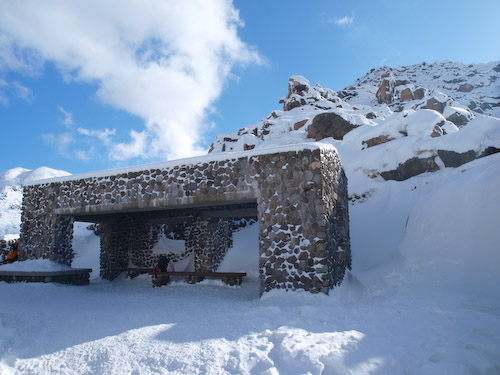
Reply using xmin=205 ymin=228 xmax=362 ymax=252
xmin=321 ymin=148 xmax=352 ymax=287
xmin=20 ymin=145 xmax=351 ymax=295
xmin=184 ymin=218 xmax=233 ymax=273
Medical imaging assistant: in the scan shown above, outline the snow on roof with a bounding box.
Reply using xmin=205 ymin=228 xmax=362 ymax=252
xmin=27 ymin=142 xmax=337 ymax=186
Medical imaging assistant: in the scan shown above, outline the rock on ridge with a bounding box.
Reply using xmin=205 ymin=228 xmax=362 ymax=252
xmin=209 ymin=60 xmax=500 ymax=183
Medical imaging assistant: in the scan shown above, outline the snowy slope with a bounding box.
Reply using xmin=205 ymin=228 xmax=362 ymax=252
xmin=1 ymin=153 xmax=499 ymax=374
xmin=346 ymin=61 xmax=500 ymax=117
xmin=0 ymin=167 xmax=71 ymax=239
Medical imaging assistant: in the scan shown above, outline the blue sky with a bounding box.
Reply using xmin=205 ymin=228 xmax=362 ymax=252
xmin=1 ymin=0 xmax=499 ymax=174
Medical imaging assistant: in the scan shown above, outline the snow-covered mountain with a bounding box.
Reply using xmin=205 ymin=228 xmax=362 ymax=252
xmin=0 ymin=167 xmax=70 ymax=238
xmin=210 ymin=60 xmax=499 ymax=191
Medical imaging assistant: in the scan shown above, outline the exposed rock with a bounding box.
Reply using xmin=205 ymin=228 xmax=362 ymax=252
xmin=287 ymin=76 xmax=309 ymax=96
xmin=366 ymin=112 xmax=377 ymax=119
xmin=437 ymin=149 xmax=476 ymax=168
xmin=425 ymin=97 xmax=446 ymax=113
xmin=337 ymin=90 xmax=358 ymax=100
xmin=395 ymin=79 xmax=410 ymax=86
xmin=445 ymin=111 xmax=470 ymax=127
xmin=362 ymin=134 xmax=395 ymax=149
xmin=284 ymin=97 xmax=302 ymax=111
xmin=293 ymin=119 xmax=308 ymax=130
xmin=479 ymin=146 xmax=500 ymax=158
xmin=444 ymin=78 xmax=465 ymax=84
xmin=414 ymin=88 xmax=426 ymax=100
xmin=431 ymin=125 xmax=444 ymax=138
xmin=376 ymin=78 xmax=391 ymax=104
xmin=400 ymin=88 xmax=414 ymax=101
xmin=307 ymin=112 xmax=358 ymax=141
xmin=380 ymin=156 xmax=440 ymax=181
xmin=458 ymin=83 xmax=473 ymax=92
xmin=480 ymin=102 xmax=491 ymax=111
xmin=243 ymin=144 xmax=255 ymax=151
xmin=283 ymin=76 xmax=311 ymax=111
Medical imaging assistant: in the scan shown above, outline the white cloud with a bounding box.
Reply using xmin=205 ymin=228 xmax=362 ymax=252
xmin=41 ymin=132 xmax=74 ymax=157
xmin=0 ymin=80 xmax=33 ymax=105
xmin=42 ymin=131 xmax=92 ymax=161
xmin=0 ymin=0 xmax=261 ymax=162
xmin=77 ymin=127 xmax=116 ymax=146
xmin=333 ymin=16 xmax=354 ymax=26
xmin=11 ymin=82 xmax=33 ymax=102
xmin=74 ymin=150 xmax=91 ymax=161
xmin=111 ymin=130 xmax=149 ymax=161
xmin=58 ymin=106 xmax=74 ymax=127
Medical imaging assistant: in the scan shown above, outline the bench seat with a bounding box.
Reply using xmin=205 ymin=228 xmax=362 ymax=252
xmin=0 ymin=268 xmax=92 ymax=285
xmin=125 ymin=268 xmax=246 ymax=287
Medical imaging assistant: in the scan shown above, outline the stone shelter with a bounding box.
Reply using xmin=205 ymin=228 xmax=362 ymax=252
xmin=19 ymin=143 xmax=351 ymax=295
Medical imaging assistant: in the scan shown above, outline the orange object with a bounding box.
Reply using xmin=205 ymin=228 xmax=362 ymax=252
xmin=6 ymin=249 xmax=18 ymax=264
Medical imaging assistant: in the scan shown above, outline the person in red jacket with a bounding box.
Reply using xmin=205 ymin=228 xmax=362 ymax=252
xmin=6 ymin=242 xmax=18 ymax=264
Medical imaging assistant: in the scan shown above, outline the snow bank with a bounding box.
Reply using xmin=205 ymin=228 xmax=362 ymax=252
xmin=218 ymin=224 xmax=259 ymax=280
xmin=398 ymin=153 xmax=500 ymax=296
xmin=0 ymin=258 xmax=72 ymax=272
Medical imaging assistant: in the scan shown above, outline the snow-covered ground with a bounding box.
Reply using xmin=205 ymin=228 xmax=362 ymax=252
xmin=1 ymin=153 xmax=499 ymax=375
xmin=1 ymin=60 xmax=499 ymax=373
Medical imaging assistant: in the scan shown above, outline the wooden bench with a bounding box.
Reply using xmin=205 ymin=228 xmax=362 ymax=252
xmin=0 ymin=268 xmax=93 ymax=285
xmin=125 ymin=268 xmax=246 ymax=287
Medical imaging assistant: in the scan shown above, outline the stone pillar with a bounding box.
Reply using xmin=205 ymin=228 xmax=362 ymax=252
xmin=19 ymin=184 xmax=75 ymax=266
xmin=127 ymin=214 xmax=159 ymax=269
xmin=256 ymin=147 xmax=351 ymax=295
xmin=51 ymin=215 xmax=75 ymax=266
xmin=100 ymin=221 xmax=130 ymax=280
xmin=257 ymin=149 xmax=329 ymax=294
xmin=184 ymin=217 xmax=233 ymax=272
xmin=19 ymin=185 xmax=58 ymax=261
xmin=321 ymin=150 xmax=352 ymax=289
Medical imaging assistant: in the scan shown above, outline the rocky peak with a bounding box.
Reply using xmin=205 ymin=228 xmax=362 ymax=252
xmin=209 ymin=60 xmax=499 ymax=183
xmin=279 ymin=75 xmax=338 ymax=111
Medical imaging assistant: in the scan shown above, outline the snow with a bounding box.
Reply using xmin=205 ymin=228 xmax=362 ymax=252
xmin=0 ymin=259 xmax=72 ymax=272
xmin=218 ymin=224 xmax=260 ymax=280
xmin=289 ymin=75 xmax=310 ymax=86
xmin=1 ymin=154 xmax=499 ymax=374
xmin=152 ymin=236 xmax=187 ymax=255
xmin=1 ymin=60 xmax=500 ymax=374
xmin=0 ymin=167 xmax=71 ymax=239
xmin=26 ymin=142 xmax=336 ymax=186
